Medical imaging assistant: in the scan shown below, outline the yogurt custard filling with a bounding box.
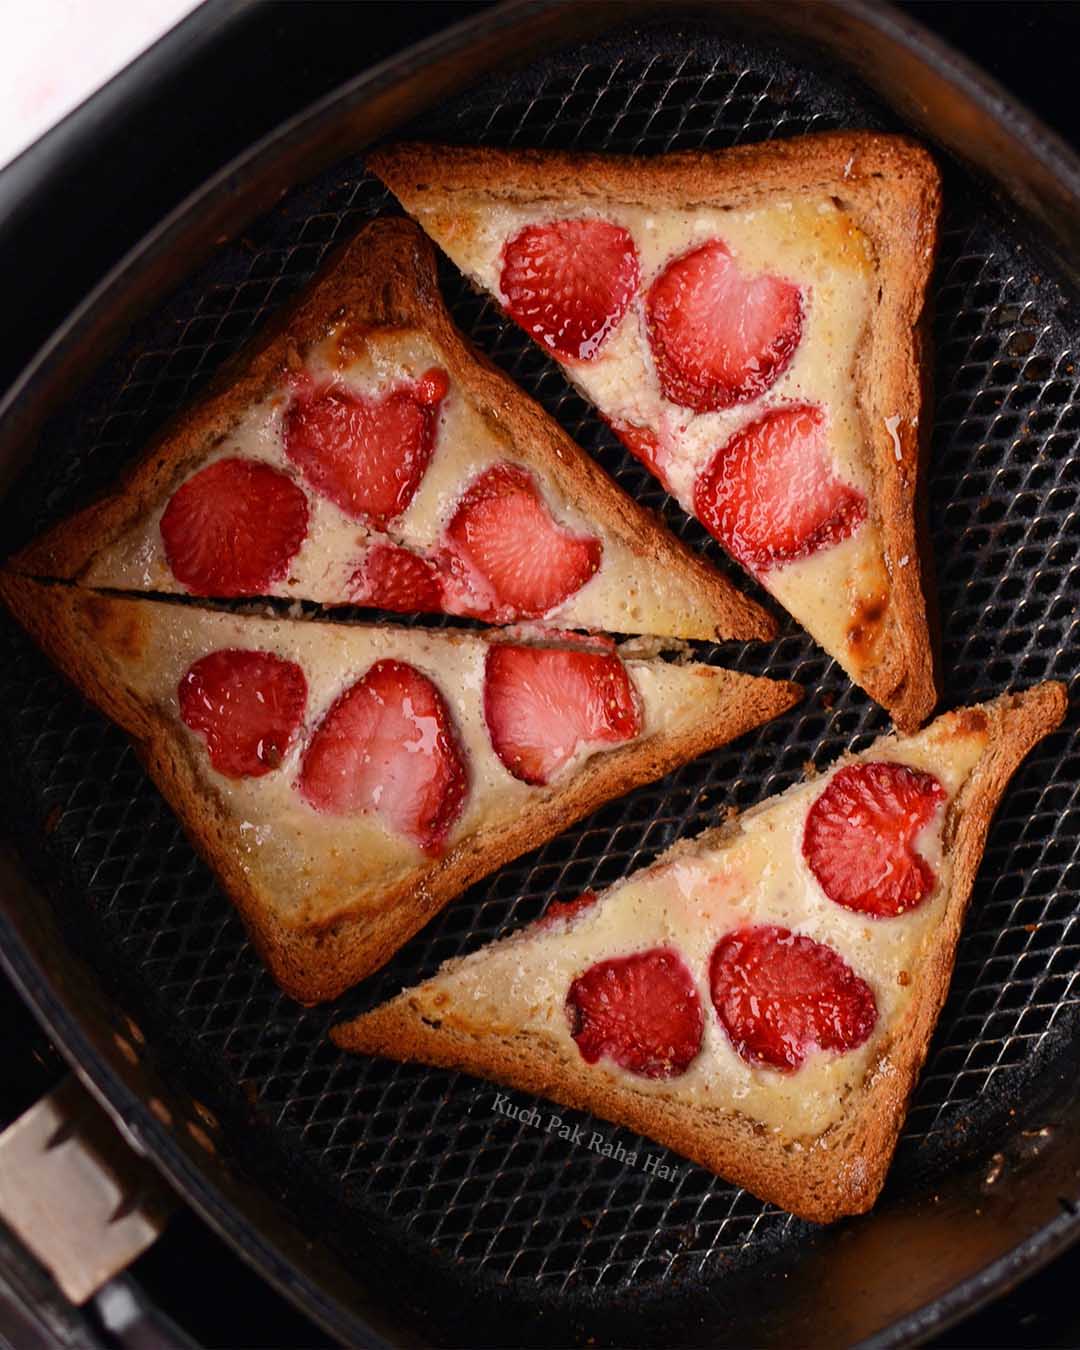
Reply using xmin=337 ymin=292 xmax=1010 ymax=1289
xmin=417 ymin=196 xmax=893 ymax=676
xmin=403 ymin=715 xmax=989 ymax=1140
xmin=85 ymin=327 xmax=723 ymax=639
xmin=116 ymin=605 xmax=735 ymax=924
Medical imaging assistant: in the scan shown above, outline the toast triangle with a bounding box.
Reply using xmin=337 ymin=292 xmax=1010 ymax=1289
xmin=332 ymin=683 xmax=1066 ymax=1219
xmin=9 ymin=219 xmax=773 ymax=645
xmin=0 ymin=572 xmax=800 ymax=1002
xmin=369 ymin=134 xmax=942 ymax=727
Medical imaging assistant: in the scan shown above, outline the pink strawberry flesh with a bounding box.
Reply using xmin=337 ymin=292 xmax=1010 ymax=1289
xmin=693 ymin=403 xmax=867 ymax=573
xmin=803 ymin=761 xmax=947 ymax=917
xmin=443 ymin=463 xmax=602 ymax=621
xmin=604 ymin=416 xmax=667 ymax=481
xmin=500 ymin=218 xmax=639 ymax=362
xmin=297 ymin=658 xmax=468 ymax=855
xmin=283 ymin=368 xmax=447 ymax=528
xmin=709 ymin=924 xmax=878 ymax=1072
xmin=178 ymin=648 xmax=307 ymax=779
xmin=645 ymin=238 xmax=803 ymax=412
xmin=350 ymin=542 xmax=444 ymax=613
xmin=537 ymin=890 xmax=599 ymax=930
xmin=160 ymin=457 xmax=309 ymax=596
xmin=566 ymin=947 xmax=704 ymax=1079
xmin=483 ymin=643 xmax=641 ymax=785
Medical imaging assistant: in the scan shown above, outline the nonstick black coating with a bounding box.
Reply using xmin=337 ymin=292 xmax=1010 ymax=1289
xmin=0 ymin=13 xmax=1078 ymax=1349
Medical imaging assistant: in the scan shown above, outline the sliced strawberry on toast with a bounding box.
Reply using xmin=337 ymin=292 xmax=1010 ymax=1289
xmin=283 ymin=370 xmax=446 ymax=527
xmin=9 ymin=219 xmax=772 ymax=644
xmin=333 ymin=684 xmax=1065 ymax=1220
xmin=645 ymin=238 xmax=803 ymax=413
xmin=803 ymin=760 xmax=947 ymax=917
xmin=441 ymin=462 xmax=602 ymax=621
xmin=160 ymin=457 xmax=309 ymax=597
xmin=298 ymin=658 xmax=468 ymax=855
xmin=500 ymin=218 xmax=639 ymax=361
xmin=483 ymin=641 xmax=642 ymax=785
xmin=708 ymin=924 xmax=878 ymax=1072
xmin=694 ymin=404 xmax=868 ymax=574
xmin=369 ymin=135 xmax=943 ymax=729
xmin=0 ymin=575 xmax=800 ymax=1002
xmin=178 ymin=648 xmax=308 ymax=778
xmin=349 ymin=542 xmax=445 ymax=612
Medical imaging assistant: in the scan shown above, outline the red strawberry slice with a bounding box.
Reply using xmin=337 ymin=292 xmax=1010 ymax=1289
xmin=283 ymin=368 xmax=447 ymax=527
xmin=500 ymin=218 xmax=639 ymax=362
xmin=433 ymin=545 xmax=500 ymax=621
xmin=566 ymin=947 xmax=704 ymax=1079
xmin=537 ymin=890 xmax=599 ymax=930
xmin=645 ymin=238 xmax=803 ymax=412
xmin=444 ymin=463 xmax=602 ymax=621
xmin=160 ymin=457 xmax=308 ymax=596
xmin=605 ymin=417 xmax=666 ymax=480
xmin=709 ymin=925 xmax=878 ymax=1072
xmin=415 ymin=368 xmax=450 ymax=405
xmin=694 ymin=404 xmax=867 ymax=573
xmin=803 ymin=762 xmax=947 ymax=917
xmin=484 ymin=644 xmax=641 ymax=785
xmin=350 ymin=542 xmax=444 ymax=613
xmin=298 ymin=659 xmax=467 ymax=854
xmin=179 ymin=648 xmax=307 ymax=779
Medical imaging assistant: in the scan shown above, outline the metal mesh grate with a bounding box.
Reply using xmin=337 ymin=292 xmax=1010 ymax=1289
xmin=1 ymin=23 xmax=1078 ymax=1309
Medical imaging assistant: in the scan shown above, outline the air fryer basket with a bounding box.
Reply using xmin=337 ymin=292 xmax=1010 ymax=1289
xmin=1 ymin=5 xmax=1079 ymax=1347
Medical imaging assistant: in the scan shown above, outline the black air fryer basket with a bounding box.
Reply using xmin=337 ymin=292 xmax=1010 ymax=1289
xmin=0 ymin=3 xmax=1078 ymax=1346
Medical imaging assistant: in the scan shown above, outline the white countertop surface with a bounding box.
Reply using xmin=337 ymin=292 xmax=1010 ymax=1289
xmin=0 ymin=0 xmax=203 ymax=171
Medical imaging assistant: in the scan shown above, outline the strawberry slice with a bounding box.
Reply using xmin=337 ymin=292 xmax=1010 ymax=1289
xmin=283 ymin=368 xmax=447 ymax=527
xmin=645 ymin=238 xmax=802 ymax=412
xmin=350 ymin=542 xmax=444 ymax=613
xmin=709 ymin=925 xmax=878 ymax=1072
xmin=297 ymin=658 xmax=467 ymax=855
xmin=566 ymin=947 xmax=704 ymax=1079
xmin=484 ymin=643 xmax=641 ymax=785
xmin=160 ymin=457 xmax=308 ymax=596
xmin=694 ymin=404 xmax=867 ymax=573
xmin=444 ymin=463 xmax=602 ymax=621
xmin=803 ymin=762 xmax=947 ymax=917
xmin=605 ymin=417 xmax=666 ymax=480
xmin=500 ymin=218 xmax=639 ymax=362
xmin=537 ymin=890 xmax=598 ymax=930
xmin=179 ymin=648 xmax=307 ymax=779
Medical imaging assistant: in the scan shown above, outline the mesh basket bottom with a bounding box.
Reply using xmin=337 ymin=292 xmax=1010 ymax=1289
xmin=0 ymin=17 xmax=1078 ymax=1330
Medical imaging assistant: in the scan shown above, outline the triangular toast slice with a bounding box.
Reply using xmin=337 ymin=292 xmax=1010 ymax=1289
xmin=9 ymin=219 xmax=772 ymax=644
xmin=0 ymin=573 xmax=799 ymax=1002
xmin=332 ymin=683 xmax=1066 ymax=1219
xmin=369 ymin=134 xmax=942 ymax=727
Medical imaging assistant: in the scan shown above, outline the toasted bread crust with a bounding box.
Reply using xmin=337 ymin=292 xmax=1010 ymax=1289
xmin=0 ymin=572 xmax=800 ymax=1003
xmin=369 ymin=134 xmax=943 ymax=728
xmin=9 ymin=218 xmax=773 ymax=644
xmin=332 ymin=683 xmax=1067 ymax=1220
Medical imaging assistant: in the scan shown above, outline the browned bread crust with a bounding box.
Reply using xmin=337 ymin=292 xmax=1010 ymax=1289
xmin=332 ymin=683 xmax=1067 ymax=1220
xmin=9 ymin=217 xmax=773 ymax=644
xmin=368 ymin=133 xmax=943 ymax=728
xmin=0 ymin=572 xmax=801 ymax=1003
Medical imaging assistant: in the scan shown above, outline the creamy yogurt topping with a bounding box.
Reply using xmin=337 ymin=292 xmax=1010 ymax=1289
xmin=419 ymin=195 xmax=892 ymax=673
xmin=409 ymin=715 xmax=989 ymax=1139
xmin=110 ymin=601 xmax=725 ymax=924
xmin=85 ymin=328 xmax=717 ymax=639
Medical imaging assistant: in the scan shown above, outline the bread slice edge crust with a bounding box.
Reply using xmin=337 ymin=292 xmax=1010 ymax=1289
xmin=8 ymin=217 xmax=774 ymax=644
xmin=368 ymin=132 xmax=943 ymax=727
xmin=331 ymin=681 xmax=1067 ymax=1220
xmin=0 ymin=572 xmax=801 ymax=1003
